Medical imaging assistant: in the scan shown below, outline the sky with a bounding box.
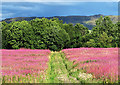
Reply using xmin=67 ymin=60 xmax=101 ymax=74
xmin=0 ymin=1 xmax=118 ymax=20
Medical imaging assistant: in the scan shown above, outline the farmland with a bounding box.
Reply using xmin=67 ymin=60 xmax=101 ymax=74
xmin=1 ymin=48 xmax=119 ymax=83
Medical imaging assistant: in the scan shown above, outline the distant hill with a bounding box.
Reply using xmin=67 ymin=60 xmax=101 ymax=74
xmin=1 ymin=14 xmax=118 ymax=30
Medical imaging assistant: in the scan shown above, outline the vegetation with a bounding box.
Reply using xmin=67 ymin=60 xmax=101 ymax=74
xmin=3 ymin=49 xmax=118 ymax=83
xmin=1 ymin=16 xmax=119 ymax=51
xmin=45 ymin=52 xmax=104 ymax=83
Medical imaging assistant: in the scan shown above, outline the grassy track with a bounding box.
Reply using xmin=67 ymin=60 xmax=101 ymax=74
xmin=45 ymin=51 xmax=102 ymax=83
xmin=45 ymin=52 xmax=71 ymax=83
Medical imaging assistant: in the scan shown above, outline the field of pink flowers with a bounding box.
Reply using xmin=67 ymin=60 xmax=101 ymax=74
xmin=62 ymin=48 xmax=119 ymax=83
xmin=2 ymin=48 xmax=51 ymax=83
xmin=1 ymin=48 xmax=119 ymax=83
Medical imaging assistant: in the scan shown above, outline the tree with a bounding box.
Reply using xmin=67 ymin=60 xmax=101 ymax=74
xmin=114 ymin=21 xmax=120 ymax=47
xmin=2 ymin=16 xmax=118 ymax=50
xmin=62 ymin=23 xmax=75 ymax=48
xmin=2 ymin=20 xmax=34 ymax=49
xmin=91 ymin=16 xmax=115 ymax=36
xmin=30 ymin=18 xmax=70 ymax=51
xmin=74 ymin=23 xmax=89 ymax=47
xmin=97 ymin=32 xmax=113 ymax=47
xmin=91 ymin=16 xmax=116 ymax=47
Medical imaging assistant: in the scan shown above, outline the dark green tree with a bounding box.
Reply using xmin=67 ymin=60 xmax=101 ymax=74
xmin=30 ymin=18 xmax=70 ymax=51
xmin=2 ymin=21 xmax=34 ymax=49
xmin=90 ymin=16 xmax=116 ymax=47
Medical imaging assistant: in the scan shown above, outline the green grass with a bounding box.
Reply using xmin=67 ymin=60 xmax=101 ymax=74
xmin=45 ymin=52 xmax=70 ymax=83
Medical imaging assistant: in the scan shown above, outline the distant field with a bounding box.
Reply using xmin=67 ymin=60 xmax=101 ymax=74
xmin=1 ymin=48 xmax=119 ymax=83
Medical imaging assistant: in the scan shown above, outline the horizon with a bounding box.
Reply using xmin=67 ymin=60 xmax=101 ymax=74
xmin=1 ymin=2 xmax=118 ymax=20
xmin=1 ymin=14 xmax=117 ymax=21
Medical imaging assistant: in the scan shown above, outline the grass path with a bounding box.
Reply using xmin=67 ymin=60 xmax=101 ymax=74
xmin=45 ymin=51 xmax=91 ymax=83
xmin=45 ymin=51 xmax=106 ymax=83
xmin=45 ymin=52 xmax=71 ymax=83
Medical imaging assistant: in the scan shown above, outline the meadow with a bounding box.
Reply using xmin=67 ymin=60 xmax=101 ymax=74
xmin=1 ymin=48 xmax=119 ymax=83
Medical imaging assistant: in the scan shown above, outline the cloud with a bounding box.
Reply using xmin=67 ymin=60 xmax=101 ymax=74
xmin=2 ymin=2 xmax=36 ymax=11
xmin=1 ymin=2 xmax=45 ymax=20
xmin=2 ymin=0 xmax=119 ymax=2
xmin=1 ymin=2 xmax=118 ymax=20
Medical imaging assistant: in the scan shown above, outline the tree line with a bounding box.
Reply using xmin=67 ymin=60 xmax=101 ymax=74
xmin=1 ymin=16 xmax=119 ymax=51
